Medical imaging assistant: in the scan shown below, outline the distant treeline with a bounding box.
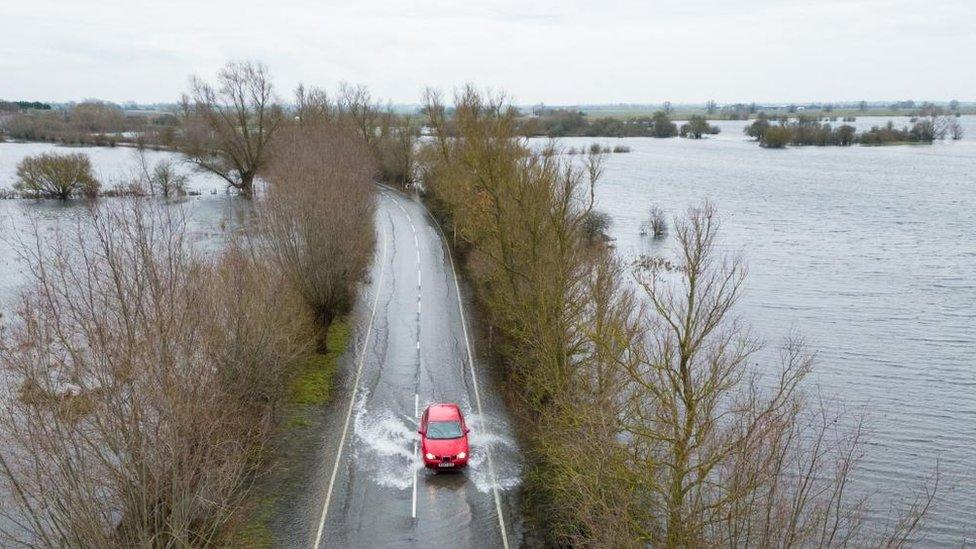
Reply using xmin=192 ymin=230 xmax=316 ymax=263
xmin=0 ymin=100 xmax=52 ymax=111
xmin=745 ymin=113 xmax=964 ymax=148
xmin=0 ymin=100 xmax=179 ymax=147
xmin=517 ymin=108 xmax=719 ymax=138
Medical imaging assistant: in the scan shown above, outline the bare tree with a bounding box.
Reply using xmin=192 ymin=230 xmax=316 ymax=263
xmin=337 ymin=83 xmax=380 ymax=146
xmin=294 ymin=84 xmax=335 ymax=125
xmin=643 ymin=205 xmax=667 ymax=237
xmin=180 ymin=61 xmax=283 ymax=197
xmin=623 ymin=203 xmax=936 ymax=547
xmin=584 ymin=143 xmax=606 ymax=209
xmin=134 ymin=149 xmax=188 ymax=197
xmin=0 ymin=200 xmax=312 ymax=546
xmin=947 ymin=117 xmax=964 ymax=140
xmin=259 ymin=118 xmax=376 ymax=349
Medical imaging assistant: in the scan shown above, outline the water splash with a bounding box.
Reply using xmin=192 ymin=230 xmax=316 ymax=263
xmin=351 ymin=390 xmax=422 ymax=490
xmin=351 ymin=394 xmax=522 ymax=494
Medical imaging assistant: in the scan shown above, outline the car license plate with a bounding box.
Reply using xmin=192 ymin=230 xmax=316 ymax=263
xmin=437 ymin=462 xmax=455 ymax=468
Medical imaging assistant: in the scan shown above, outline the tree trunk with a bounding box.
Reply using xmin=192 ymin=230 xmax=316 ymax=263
xmin=240 ymin=172 xmax=255 ymax=198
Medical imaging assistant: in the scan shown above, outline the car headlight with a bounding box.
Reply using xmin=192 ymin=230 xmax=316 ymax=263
xmin=456 ymin=451 xmax=466 ymax=459
xmin=425 ymin=453 xmax=435 ymax=460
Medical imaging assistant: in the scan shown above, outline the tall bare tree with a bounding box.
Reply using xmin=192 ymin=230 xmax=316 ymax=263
xmin=180 ymin=61 xmax=283 ymax=197
xmin=259 ymin=116 xmax=376 ymax=349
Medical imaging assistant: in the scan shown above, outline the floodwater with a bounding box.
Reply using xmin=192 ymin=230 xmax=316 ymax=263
xmin=555 ymin=115 xmax=975 ymax=545
xmin=0 ymin=142 xmax=251 ymax=311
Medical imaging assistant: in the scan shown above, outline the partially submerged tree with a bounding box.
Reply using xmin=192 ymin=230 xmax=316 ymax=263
xmin=180 ymin=61 xmax=283 ymax=197
xmin=134 ymin=150 xmax=188 ymax=197
xmin=679 ymin=115 xmax=719 ymax=139
xmin=14 ymin=152 xmax=100 ymax=199
xmin=652 ymin=111 xmax=678 ymax=138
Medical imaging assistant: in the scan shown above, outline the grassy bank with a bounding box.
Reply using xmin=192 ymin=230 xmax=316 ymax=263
xmin=233 ymin=319 xmax=352 ymax=548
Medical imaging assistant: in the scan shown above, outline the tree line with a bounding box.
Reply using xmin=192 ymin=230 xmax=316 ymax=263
xmin=516 ymin=108 xmax=719 ymax=138
xmin=746 ymin=113 xmax=964 ymax=148
xmin=420 ymin=88 xmax=938 ymax=547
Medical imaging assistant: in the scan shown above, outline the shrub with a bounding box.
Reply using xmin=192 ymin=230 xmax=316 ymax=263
xmin=647 ymin=205 xmax=667 ymax=237
xmin=679 ymin=115 xmax=718 ymax=139
xmin=135 ymin=150 xmax=189 ymax=197
xmin=14 ymin=152 xmax=101 ymax=199
xmin=651 ymin=111 xmax=678 ymax=137
xmin=761 ymin=125 xmax=791 ymax=148
xmin=744 ymin=114 xmax=770 ymax=140
xmin=581 ymin=210 xmax=612 ymax=243
xmin=612 ymin=145 xmax=631 ymax=153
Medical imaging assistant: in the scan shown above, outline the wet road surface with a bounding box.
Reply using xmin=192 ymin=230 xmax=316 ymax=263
xmin=298 ymin=188 xmax=523 ymax=548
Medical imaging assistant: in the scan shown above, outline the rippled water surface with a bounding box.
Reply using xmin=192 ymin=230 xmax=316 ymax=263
xmin=555 ymin=116 xmax=975 ymax=545
xmin=0 ymin=143 xmax=249 ymax=310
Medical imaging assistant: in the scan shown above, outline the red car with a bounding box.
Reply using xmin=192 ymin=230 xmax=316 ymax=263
xmin=419 ymin=403 xmax=470 ymax=470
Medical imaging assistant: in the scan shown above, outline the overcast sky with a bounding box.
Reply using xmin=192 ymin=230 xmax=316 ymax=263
xmin=2 ymin=0 xmax=973 ymax=105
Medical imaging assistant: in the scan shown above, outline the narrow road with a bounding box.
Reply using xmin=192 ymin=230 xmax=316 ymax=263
xmin=304 ymin=188 xmax=523 ymax=548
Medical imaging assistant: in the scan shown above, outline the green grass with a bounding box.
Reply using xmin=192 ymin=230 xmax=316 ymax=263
xmin=233 ymin=318 xmax=352 ymax=547
xmin=288 ymin=320 xmax=351 ymax=407
xmin=231 ymin=497 xmax=276 ymax=548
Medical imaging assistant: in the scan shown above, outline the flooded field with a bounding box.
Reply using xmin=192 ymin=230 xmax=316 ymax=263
xmin=554 ymin=115 xmax=976 ymax=545
xmin=0 ymin=143 xmax=251 ymax=311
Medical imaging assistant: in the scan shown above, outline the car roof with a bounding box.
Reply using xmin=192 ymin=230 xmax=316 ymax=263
xmin=427 ymin=403 xmax=462 ymax=421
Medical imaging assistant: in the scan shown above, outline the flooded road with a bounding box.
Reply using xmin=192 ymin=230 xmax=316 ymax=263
xmin=280 ymin=188 xmax=523 ymax=548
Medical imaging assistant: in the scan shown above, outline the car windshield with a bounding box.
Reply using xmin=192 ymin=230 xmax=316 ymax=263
xmin=426 ymin=420 xmax=463 ymax=439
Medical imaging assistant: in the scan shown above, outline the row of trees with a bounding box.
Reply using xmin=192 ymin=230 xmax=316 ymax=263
xmin=420 ymin=88 xmax=936 ymax=547
xmin=1 ymin=100 xmax=180 ymax=147
xmin=0 ymin=66 xmax=377 ymax=546
xmin=178 ymin=62 xmax=416 ymax=196
xmin=4 ymin=62 xmax=419 ymax=200
xmin=517 ymin=109 xmax=720 ymax=138
xmin=746 ymin=113 xmax=964 ymax=148
xmin=0 ymin=100 xmax=52 ymax=111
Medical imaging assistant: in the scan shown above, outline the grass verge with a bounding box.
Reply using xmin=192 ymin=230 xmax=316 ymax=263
xmin=230 ymin=318 xmax=352 ymax=548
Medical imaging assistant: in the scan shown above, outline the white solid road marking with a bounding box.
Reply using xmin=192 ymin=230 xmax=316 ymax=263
xmin=412 ymin=440 xmax=418 ymax=519
xmin=412 ymin=393 xmax=419 ymax=520
xmin=423 ymin=202 xmax=512 ymax=549
xmin=410 ymin=199 xmax=422 ymax=523
xmin=312 ymin=210 xmax=390 ymax=549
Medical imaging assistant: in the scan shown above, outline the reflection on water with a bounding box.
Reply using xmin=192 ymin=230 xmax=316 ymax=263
xmin=549 ymin=117 xmax=975 ymax=545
